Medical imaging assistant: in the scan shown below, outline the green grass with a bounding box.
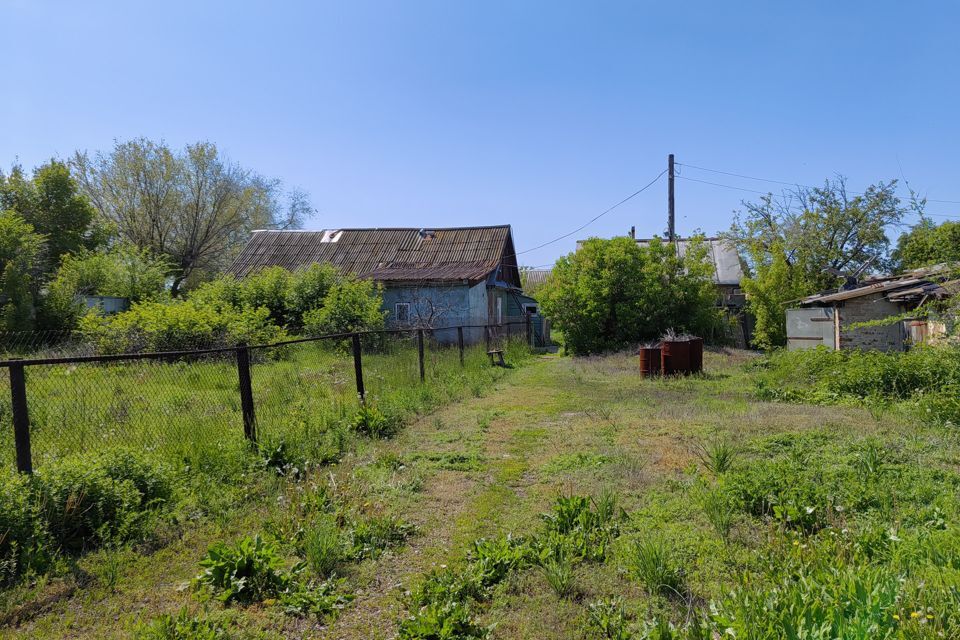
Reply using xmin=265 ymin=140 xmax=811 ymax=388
xmin=5 ymin=346 xmax=960 ymax=639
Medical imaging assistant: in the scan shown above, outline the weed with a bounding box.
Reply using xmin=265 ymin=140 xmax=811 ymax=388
xmin=397 ymin=599 xmax=488 ymax=639
xmin=348 ymin=515 xmax=414 ymax=560
xmin=695 ymin=438 xmax=738 ymax=475
xmin=539 ymin=547 xmax=574 ymax=599
xmin=468 ymin=535 xmax=533 ymax=589
xmin=301 ymin=514 xmax=343 ymax=577
xmin=194 ymin=534 xmax=296 ymax=604
xmin=624 ymin=538 xmax=685 ymax=598
xmin=587 ymin=598 xmax=631 ymax=640
xmin=350 ymin=405 xmax=401 ymax=439
xmin=699 ymin=486 xmax=736 ymax=542
xmin=279 ymin=578 xmax=354 ymax=621
xmin=135 ymin=607 xmax=228 ymax=640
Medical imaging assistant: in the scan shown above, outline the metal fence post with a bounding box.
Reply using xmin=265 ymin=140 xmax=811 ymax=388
xmin=417 ymin=329 xmax=425 ymax=382
xmin=457 ymin=326 xmax=465 ymax=366
xmin=9 ymin=360 xmax=32 ymax=474
xmin=352 ymin=333 xmax=365 ymax=404
xmin=485 ymin=325 xmax=491 ymax=352
xmin=235 ymin=345 xmax=257 ymax=444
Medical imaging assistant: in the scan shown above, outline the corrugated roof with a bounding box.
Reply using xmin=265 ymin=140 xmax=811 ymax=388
xmin=521 ymin=269 xmax=552 ymax=288
xmin=229 ymin=226 xmax=520 ymax=286
xmin=632 ymin=237 xmax=744 ymax=285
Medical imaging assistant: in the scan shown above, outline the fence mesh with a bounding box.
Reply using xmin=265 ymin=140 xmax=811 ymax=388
xmin=0 ymin=322 xmax=535 ymax=472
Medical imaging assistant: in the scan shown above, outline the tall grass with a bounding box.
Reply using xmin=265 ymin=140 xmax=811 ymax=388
xmin=0 ymin=337 xmax=531 ymax=472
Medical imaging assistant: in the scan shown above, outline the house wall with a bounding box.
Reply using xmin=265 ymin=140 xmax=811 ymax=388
xmin=382 ymin=282 xmax=490 ymax=345
xmin=838 ymin=293 xmax=906 ymax=351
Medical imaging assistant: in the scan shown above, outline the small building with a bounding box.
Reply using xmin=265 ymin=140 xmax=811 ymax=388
xmin=632 ymin=237 xmax=746 ymax=307
xmin=229 ymin=225 xmax=547 ymax=345
xmin=787 ymin=264 xmax=959 ymax=351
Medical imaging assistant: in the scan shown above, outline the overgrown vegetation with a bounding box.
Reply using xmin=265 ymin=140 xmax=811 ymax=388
xmin=755 ymin=345 xmax=960 ymax=425
xmin=539 ymin=236 xmax=723 ymax=355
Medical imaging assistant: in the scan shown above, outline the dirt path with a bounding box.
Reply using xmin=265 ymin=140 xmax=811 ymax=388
xmin=325 ymin=356 xmax=564 ymax=639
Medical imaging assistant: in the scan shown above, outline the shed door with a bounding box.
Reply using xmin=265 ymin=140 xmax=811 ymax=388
xmin=787 ymin=307 xmax=836 ymax=350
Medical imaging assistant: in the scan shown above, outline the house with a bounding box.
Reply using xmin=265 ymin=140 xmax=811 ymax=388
xmin=632 ymin=237 xmax=746 ymax=307
xmin=229 ymin=225 xmax=545 ymax=345
xmin=787 ymin=264 xmax=959 ymax=351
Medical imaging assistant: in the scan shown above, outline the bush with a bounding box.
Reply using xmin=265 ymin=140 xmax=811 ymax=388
xmin=302 ymin=275 xmax=386 ymax=337
xmin=539 ymin=236 xmax=721 ymax=355
xmin=80 ymin=299 xmax=288 ymax=353
xmin=194 ymin=534 xmax=295 ymax=604
xmin=756 ymin=345 xmax=960 ymax=425
xmin=36 ymin=454 xmax=166 ymax=552
xmin=44 ymin=244 xmax=170 ymax=330
xmin=0 ymin=471 xmax=44 ymax=584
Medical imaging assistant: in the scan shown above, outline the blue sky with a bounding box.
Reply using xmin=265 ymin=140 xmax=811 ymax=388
xmin=2 ymin=1 xmax=959 ymax=267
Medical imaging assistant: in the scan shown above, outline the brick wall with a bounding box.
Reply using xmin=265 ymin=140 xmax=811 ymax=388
xmin=838 ymin=293 xmax=905 ymax=351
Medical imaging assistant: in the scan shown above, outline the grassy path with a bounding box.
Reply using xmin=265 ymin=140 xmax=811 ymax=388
xmin=9 ymin=348 xmax=941 ymax=638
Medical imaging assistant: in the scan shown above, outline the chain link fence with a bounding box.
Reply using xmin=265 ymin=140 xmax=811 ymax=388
xmin=0 ymin=321 xmax=536 ymax=472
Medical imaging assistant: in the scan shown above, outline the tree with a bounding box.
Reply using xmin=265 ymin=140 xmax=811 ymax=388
xmin=71 ymin=139 xmax=313 ymax=296
xmin=726 ymin=177 xmax=909 ymax=348
xmin=0 ymin=160 xmax=100 ymax=270
xmin=892 ymin=218 xmax=960 ymax=271
xmin=43 ymin=244 xmax=171 ymax=329
xmin=538 ymin=236 xmax=720 ymax=355
xmin=0 ymin=211 xmax=46 ymax=330
xmin=302 ymin=276 xmax=386 ymax=336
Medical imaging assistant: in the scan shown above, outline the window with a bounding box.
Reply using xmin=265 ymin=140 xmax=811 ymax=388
xmin=395 ymin=302 xmax=410 ymax=325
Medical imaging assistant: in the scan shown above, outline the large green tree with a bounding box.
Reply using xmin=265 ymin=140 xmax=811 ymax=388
xmin=726 ymin=177 xmax=909 ymax=349
xmin=0 ymin=160 xmax=100 ymax=271
xmin=892 ymin=217 xmax=960 ymax=271
xmin=71 ymin=139 xmax=313 ymax=296
xmin=539 ymin=236 xmax=720 ymax=355
xmin=0 ymin=211 xmax=46 ymax=330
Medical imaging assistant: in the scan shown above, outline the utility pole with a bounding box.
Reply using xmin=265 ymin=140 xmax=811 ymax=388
xmin=667 ymin=153 xmax=676 ymax=244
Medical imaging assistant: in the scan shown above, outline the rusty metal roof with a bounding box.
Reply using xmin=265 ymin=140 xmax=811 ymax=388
xmin=229 ymin=226 xmax=520 ymax=286
xmin=798 ymin=264 xmax=959 ymax=306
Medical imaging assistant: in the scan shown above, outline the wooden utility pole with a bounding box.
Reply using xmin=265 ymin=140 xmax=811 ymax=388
xmin=667 ymin=153 xmax=676 ymax=244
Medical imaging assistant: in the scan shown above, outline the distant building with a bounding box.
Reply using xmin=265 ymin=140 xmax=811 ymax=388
xmin=632 ymin=237 xmax=746 ymax=308
xmin=788 ymin=264 xmax=959 ymax=351
xmin=229 ymin=225 xmax=545 ymax=345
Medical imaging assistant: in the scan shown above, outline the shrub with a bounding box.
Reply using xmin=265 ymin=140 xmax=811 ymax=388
xmin=538 ymin=236 xmax=721 ymax=355
xmin=0 ymin=471 xmax=44 ymax=584
xmin=80 ymin=299 xmax=288 ymax=353
xmin=36 ymin=457 xmax=148 ymax=551
xmin=302 ymin=275 xmax=386 ymax=337
xmin=194 ymin=535 xmax=295 ymax=604
xmin=623 ymin=538 xmax=685 ymax=598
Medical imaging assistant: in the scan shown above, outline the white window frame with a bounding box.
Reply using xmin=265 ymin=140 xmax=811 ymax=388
xmin=496 ymin=297 xmax=503 ymax=325
xmin=395 ymin=302 xmax=410 ymax=325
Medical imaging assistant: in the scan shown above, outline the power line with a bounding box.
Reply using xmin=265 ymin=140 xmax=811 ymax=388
xmin=679 ymin=171 xmax=960 ymax=220
xmin=511 ymin=169 xmax=667 ymax=258
xmin=678 ymin=161 xmax=960 ymax=204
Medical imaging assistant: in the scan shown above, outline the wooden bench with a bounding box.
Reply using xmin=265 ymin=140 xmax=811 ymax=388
xmin=487 ymin=349 xmax=506 ymax=367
